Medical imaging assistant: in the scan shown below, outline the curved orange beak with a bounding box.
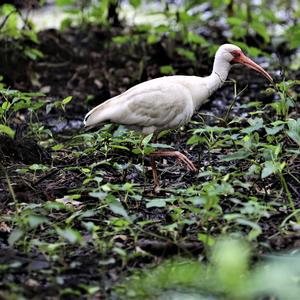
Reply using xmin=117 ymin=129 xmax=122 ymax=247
xmin=232 ymin=51 xmax=273 ymax=83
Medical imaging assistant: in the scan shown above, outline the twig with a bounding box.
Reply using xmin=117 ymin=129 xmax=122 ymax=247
xmin=32 ymin=168 xmax=60 ymax=186
xmin=223 ymin=80 xmax=248 ymax=125
xmin=15 ymin=8 xmax=32 ymax=30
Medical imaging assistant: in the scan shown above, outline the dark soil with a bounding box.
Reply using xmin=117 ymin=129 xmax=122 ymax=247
xmin=0 ymin=21 xmax=299 ymax=299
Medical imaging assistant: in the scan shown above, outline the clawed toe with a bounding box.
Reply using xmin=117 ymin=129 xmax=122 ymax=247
xmin=149 ymin=150 xmax=197 ymax=187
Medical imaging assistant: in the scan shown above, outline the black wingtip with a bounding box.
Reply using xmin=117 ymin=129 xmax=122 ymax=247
xmin=83 ymin=115 xmax=89 ymax=126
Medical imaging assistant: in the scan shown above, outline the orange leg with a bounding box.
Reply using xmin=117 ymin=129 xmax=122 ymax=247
xmin=149 ymin=150 xmax=197 ymax=187
xmin=150 ymin=156 xmax=159 ymax=188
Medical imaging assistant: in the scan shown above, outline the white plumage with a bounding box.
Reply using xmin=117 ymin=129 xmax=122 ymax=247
xmin=85 ymin=76 xmax=208 ymax=134
xmin=84 ymin=44 xmax=272 ymax=132
xmin=84 ymin=44 xmax=272 ymax=187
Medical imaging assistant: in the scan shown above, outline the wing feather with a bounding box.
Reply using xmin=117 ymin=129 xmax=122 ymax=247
xmin=111 ymin=83 xmax=194 ymax=131
xmin=84 ymin=77 xmax=194 ymax=132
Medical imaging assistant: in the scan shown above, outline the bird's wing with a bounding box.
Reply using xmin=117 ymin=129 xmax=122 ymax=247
xmin=84 ymin=78 xmax=195 ymax=131
xmin=108 ymin=82 xmax=194 ymax=131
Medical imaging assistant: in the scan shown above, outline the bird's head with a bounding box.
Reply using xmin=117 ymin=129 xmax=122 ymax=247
xmin=216 ymin=44 xmax=273 ymax=83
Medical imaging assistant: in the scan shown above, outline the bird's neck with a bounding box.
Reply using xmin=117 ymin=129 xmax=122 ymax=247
xmin=206 ymin=58 xmax=231 ymax=95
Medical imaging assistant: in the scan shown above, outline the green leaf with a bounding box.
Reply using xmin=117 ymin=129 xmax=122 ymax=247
xmin=286 ymin=24 xmax=300 ymax=49
xmin=130 ymin=0 xmax=141 ymax=8
xmin=146 ymin=199 xmax=166 ymax=208
xmin=219 ymin=150 xmax=251 ymax=162
xmin=187 ymin=135 xmax=206 ymax=145
xmin=0 ymin=124 xmax=15 ymax=138
xmin=89 ymin=191 xmax=107 ymax=200
xmin=266 ymin=125 xmax=284 ymax=135
xmin=62 ymin=96 xmax=73 ymax=105
xmin=149 ymin=143 xmax=172 ymax=149
xmin=111 ymin=145 xmax=130 ymax=151
xmin=198 ymin=233 xmax=215 ymax=246
xmin=55 ymin=0 xmax=76 ymax=6
xmin=51 ymin=143 xmax=64 ymax=151
xmin=287 ymin=119 xmax=300 ymax=146
xmin=24 ymin=48 xmax=44 ymax=60
xmin=23 ymin=30 xmax=39 ymax=44
xmin=29 ymin=164 xmax=48 ymax=172
xmin=28 ymin=215 xmax=48 ymax=228
xmin=109 ymin=199 xmax=130 ymax=220
xmin=251 ymin=22 xmax=270 ymax=43
xmin=261 ymin=9 xmax=279 ymax=23
xmin=0 ymin=5 xmax=19 ymax=38
xmin=227 ymin=17 xmax=244 ymax=26
xmin=56 ymin=227 xmax=82 ymax=244
xmin=46 ymin=103 xmax=54 ymax=114
xmin=142 ymin=133 xmax=153 ymax=146
xmin=192 ymin=126 xmax=231 ymax=134
xmin=160 ymin=65 xmax=174 ymax=75
xmin=236 ymin=218 xmax=262 ymax=239
xmin=2 ymin=101 xmax=10 ymax=110
xmin=147 ymin=34 xmax=160 ymax=44
xmin=242 ymin=118 xmax=264 ymax=134
xmin=187 ymin=32 xmax=208 ymax=45
xmin=143 ymin=145 xmax=155 ymax=155
xmin=113 ymin=35 xmax=131 ymax=44
xmin=8 ymin=228 xmax=24 ymax=246
xmin=176 ymin=48 xmax=196 ymax=61
xmin=79 ymin=284 xmax=100 ymax=295
xmin=261 ymin=161 xmax=283 ymax=178
xmin=78 ymin=210 xmax=97 ymax=219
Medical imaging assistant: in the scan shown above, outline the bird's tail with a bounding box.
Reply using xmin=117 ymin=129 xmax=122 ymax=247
xmin=83 ymin=103 xmax=105 ymax=129
xmin=84 ymin=96 xmax=117 ymax=129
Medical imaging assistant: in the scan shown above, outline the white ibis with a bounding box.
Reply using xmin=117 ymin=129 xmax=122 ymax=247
xmin=84 ymin=44 xmax=273 ymax=187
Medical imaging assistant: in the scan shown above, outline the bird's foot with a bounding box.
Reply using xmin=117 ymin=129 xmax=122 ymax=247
xmin=150 ymin=150 xmax=197 ymax=172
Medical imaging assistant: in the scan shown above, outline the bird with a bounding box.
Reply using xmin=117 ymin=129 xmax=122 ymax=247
xmin=84 ymin=43 xmax=273 ymax=187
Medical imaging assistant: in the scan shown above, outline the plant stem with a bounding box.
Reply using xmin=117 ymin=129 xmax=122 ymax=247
xmin=279 ymin=172 xmax=298 ymax=222
xmin=1 ymin=164 xmax=18 ymax=212
xmin=223 ymin=81 xmax=248 ymax=125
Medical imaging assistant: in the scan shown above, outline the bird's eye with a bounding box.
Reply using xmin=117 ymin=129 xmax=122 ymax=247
xmin=231 ymin=51 xmax=240 ymax=57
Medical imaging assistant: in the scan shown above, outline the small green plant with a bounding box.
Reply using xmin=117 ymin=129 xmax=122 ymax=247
xmin=120 ymin=238 xmax=300 ymax=300
xmin=268 ymin=80 xmax=299 ymax=119
xmin=0 ymin=88 xmax=45 ymax=137
xmin=0 ymin=4 xmax=44 ymax=60
xmin=56 ymin=0 xmax=121 ymax=28
xmin=45 ymin=96 xmax=73 ymax=114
